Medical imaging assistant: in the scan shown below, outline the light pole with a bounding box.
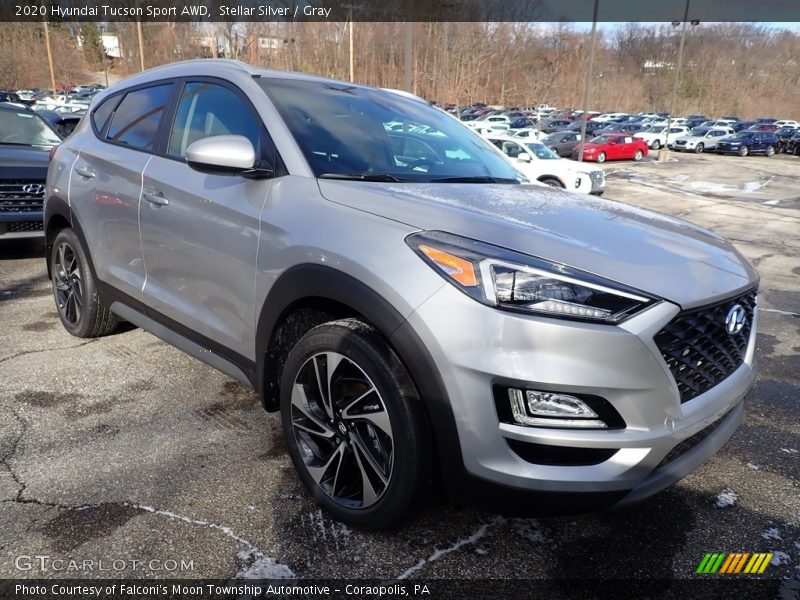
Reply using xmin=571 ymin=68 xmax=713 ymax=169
xmin=659 ymin=0 xmax=698 ymax=161
xmin=43 ymin=20 xmax=57 ymax=97
xmin=577 ymin=0 xmax=599 ymax=163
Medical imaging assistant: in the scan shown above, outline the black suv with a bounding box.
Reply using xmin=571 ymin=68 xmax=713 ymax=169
xmin=0 ymin=103 xmax=61 ymax=238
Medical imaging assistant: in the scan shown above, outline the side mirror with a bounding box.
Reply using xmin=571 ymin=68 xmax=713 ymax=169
xmin=186 ymin=135 xmax=272 ymax=178
xmin=518 ymin=153 xmax=532 ymax=162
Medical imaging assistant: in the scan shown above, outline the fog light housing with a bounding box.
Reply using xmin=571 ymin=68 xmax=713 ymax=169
xmin=508 ymin=388 xmax=608 ymax=429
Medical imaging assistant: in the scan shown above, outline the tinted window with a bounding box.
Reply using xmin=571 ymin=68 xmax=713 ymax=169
xmin=260 ymin=78 xmax=520 ymax=182
xmin=91 ymin=96 xmax=116 ymax=134
xmin=106 ymin=84 xmax=174 ymax=151
xmin=167 ymin=82 xmax=261 ymax=158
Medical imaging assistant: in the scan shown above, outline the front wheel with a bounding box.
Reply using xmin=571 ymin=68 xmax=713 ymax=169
xmin=596 ymin=152 xmax=606 ymax=163
xmin=539 ymin=177 xmax=564 ymax=188
xmin=738 ymin=145 xmax=749 ymax=157
xmin=633 ymin=149 xmax=644 ymax=161
xmin=765 ymin=145 xmax=775 ymax=157
xmin=694 ymin=143 xmax=704 ymax=153
xmin=50 ymin=228 xmax=118 ymax=338
xmin=280 ymin=319 xmax=431 ymax=530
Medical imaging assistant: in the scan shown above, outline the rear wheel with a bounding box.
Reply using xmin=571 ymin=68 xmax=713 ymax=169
xmin=280 ymin=319 xmax=431 ymax=530
xmin=694 ymin=143 xmax=704 ymax=153
xmin=765 ymin=145 xmax=775 ymax=157
xmin=539 ymin=177 xmax=564 ymax=188
xmin=650 ymin=140 xmax=661 ymax=150
xmin=738 ymin=145 xmax=750 ymax=157
xmin=633 ymin=149 xmax=644 ymax=161
xmin=50 ymin=228 xmax=118 ymax=338
xmin=596 ymin=152 xmax=606 ymax=163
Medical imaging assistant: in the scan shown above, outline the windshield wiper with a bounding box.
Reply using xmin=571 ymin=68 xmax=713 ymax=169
xmin=0 ymin=142 xmax=40 ymax=147
xmin=319 ymin=172 xmax=407 ymax=182
xmin=428 ymin=176 xmax=520 ymax=184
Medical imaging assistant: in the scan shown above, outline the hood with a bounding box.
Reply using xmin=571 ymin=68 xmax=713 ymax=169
xmin=318 ymin=180 xmax=757 ymax=309
xmin=0 ymin=146 xmax=50 ymax=180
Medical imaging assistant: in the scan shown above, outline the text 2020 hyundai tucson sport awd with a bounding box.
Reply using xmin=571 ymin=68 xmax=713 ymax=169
xmin=44 ymin=60 xmax=758 ymax=529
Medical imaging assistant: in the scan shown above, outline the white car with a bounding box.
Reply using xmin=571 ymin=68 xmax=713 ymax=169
xmin=635 ymin=125 xmax=691 ymax=150
xmin=672 ymin=127 xmax=735 ymax=153
xmin=465 ymin=115 xmax=510 ymax=129
xmin=594 ymin=112 xmax=628 ymax=123
xmin=511 ymin=128 xmax=546 ymax=141
xmin=486 ymin=136 xmax=604 ymax=195
xmin=774 ymin=119 xmax=798 ymax=128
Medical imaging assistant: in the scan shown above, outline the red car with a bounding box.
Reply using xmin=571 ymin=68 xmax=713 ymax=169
xmin=571 ymin=133 xmax=649 ymax=163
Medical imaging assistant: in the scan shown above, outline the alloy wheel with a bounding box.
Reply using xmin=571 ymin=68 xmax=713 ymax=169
xmin=53 ymin=241 xmax=83 ymax=326
xmin=289 ymin=352 xmax=394 ymax=509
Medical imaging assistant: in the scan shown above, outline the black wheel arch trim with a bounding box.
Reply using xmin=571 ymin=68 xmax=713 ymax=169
xmin=43 ymin=194 xmax=72 ymax=278
xmin=255 ymin=263 xmax=467 ymax=494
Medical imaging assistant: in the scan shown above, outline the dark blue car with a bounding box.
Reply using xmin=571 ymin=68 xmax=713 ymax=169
xmin=715 ymin=131 xmax=780 ymax=157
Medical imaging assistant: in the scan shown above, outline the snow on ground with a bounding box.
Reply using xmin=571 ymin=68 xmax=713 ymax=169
xmin=714 ymin=488 xmax=738 ymax=508
xmin=762 ymin=527 xmax=783 ymax=541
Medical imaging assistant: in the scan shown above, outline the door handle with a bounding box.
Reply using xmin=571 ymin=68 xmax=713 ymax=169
xmin=143 ymin=190 xmax=169 ymax=206
xmin=75 ymin=167 xmax=95 ymax=179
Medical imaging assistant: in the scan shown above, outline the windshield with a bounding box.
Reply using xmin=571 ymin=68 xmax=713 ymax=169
xmin=525 ymin=142 xmax=559 ymax=160
xmin=0 ymin=110 xmax=61 ymax=147
xmin=690 ymin=128 xmax=709 ymax=136
xmin=260 ymin=78 xmax=520 ymax=183
xmin=649 ymin=126 xmax=666 ymax=134
xmin=734 ymin=132 xmax=755 ymax=138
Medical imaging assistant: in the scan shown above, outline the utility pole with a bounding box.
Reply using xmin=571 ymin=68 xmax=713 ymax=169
xmin=403 ymin=22 xmax=413 ymax=91
xmin=349 ymin=7 xmax=354 ymax=82
xmin=137 ymin=21 xmax=145 ymax=71
xmin=577 ymin=0 xmax=599 ymax=163
xmin=43 ymin=20 xmax=57 ymax=96
xmin=659 ymin=0 xmax=693 ymax=161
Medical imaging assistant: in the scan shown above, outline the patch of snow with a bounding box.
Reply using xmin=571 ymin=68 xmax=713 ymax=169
xmin=762 ymin=527 xmax=783 ymax=541
xmin=741 ymin=177 xmax=773 ymax=193
xmin=763 ymin=200 xmax=780 ymax=205
xmin=747 ymin=463 xmax=760 ymax=470
xmin=236 ymin=548 xmax=295 ymax=579
xmin=771 ymin=551 xmax=791 ymax=566
xmin=714 ymin=488 xmax=738 ymax=508
xmin=669 ymin=174 xmax=689 ymax=182
xmin=689 ymin=181 xmax=737 ymax=194
xmin=780 ymin=448 xmax=798 ymax=454
xmin=397 ymin=516 xmax=505 ymax=579
xmin=302 ymin=509 xmax=351 ymax=548
xmin=511 ymin=518 xmax=547 ymax=544
xmin=475 ymin=547 xmax=489 ymax=555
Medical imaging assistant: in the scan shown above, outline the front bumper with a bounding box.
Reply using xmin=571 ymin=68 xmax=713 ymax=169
xmin=407 ymin=284 xmax=756 ymax=505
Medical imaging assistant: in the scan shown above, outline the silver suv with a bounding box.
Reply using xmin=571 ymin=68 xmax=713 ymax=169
xmin=45 ymin=60 xmax=758 ymax=529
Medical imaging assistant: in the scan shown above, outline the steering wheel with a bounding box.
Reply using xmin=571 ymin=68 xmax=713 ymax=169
xmin=406 ymin=158 xmax=439 ymax=172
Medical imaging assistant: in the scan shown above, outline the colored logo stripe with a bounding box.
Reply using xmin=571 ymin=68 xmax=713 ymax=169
xmin=697 ymin=552 xmax=773 ymax=574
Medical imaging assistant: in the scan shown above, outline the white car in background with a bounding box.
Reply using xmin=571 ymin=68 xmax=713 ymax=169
xmin=774 ymin=119 xmax=798 ymax=128
xmin=486 ymin=135 xmax=604 ymax=195
xmin=672 ymin=127 xmax=735 ymax=153
xmin=511 ymin=127 xmax=546 ymax=141
xmin=635 ymin=125 xmax=691 ymax=150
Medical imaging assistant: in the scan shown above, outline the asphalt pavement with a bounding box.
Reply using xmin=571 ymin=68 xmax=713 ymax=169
xmin=0 ymin=152 xmax=798 ymax=590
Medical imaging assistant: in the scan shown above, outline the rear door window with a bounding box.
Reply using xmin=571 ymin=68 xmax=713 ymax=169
xmin=106 ymin=83 xmax=174 ymax=151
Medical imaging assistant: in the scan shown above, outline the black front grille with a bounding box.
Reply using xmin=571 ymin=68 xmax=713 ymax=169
xmin=0 ymin=180 xmax=46 ymax=212
xmin=6 ymin=221 xmax=44 ymax=232
xmin=655 ymin=289 xmax=756 ymax=403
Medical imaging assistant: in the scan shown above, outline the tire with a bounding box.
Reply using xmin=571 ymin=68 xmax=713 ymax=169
xmin=539 ymin=177 xmax=564 ymax=188
xmin=738 ymin=145 xmax=749 ymax=157
xmin=651 ymin=139 xmax=661 ymax=150
xmin=596 ymin=152 xmax=606 ymax=163
xmin=765 ymin=145 xmax=775 ymax=157
xmin=694 ymin=143 xmax=704 ymax=153
xmin=280 ymin=318 xmax=431 ymax=530
xmin=50 ymin=228 xmax=118 ymax=338
xmin=633 ymin=149 xmax=644 ymax=162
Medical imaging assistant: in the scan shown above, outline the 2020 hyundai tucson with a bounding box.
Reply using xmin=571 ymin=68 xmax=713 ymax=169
xmin=45 ymin=60 xmax=758 ymax=529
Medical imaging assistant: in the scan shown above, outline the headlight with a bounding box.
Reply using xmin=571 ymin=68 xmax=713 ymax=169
xmin=407 ymin=231 xmax=658 ymax=323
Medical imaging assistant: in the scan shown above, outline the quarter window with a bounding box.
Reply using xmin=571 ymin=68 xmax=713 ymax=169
xmin=167 ymin=82 xmax=261 ymax=158
xmin=106 ymin=84 xmax=174 ymax=151
xmin=91 ymin=96 xmax=116 ymax=135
